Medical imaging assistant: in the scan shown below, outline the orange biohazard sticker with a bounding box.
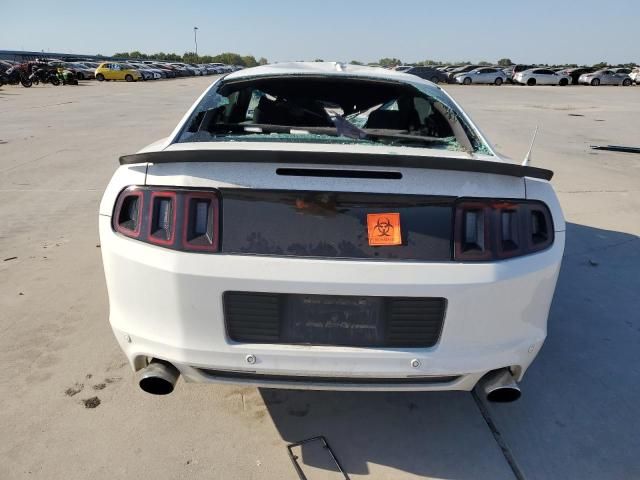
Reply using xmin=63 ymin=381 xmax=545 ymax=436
xmin=367 ymin=213 xmax=402 ymax=246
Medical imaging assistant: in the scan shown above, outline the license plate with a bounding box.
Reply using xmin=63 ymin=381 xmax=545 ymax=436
xmin=281 ymin=295 xmax=384 ymax=346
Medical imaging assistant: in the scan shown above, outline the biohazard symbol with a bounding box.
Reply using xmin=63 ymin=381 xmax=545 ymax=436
xmin=374 ymin=217 xmax=394 ymax=237
xmin=367 ymin=213 xmax=402 ymax=246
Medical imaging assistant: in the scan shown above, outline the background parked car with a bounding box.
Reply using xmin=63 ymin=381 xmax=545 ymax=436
xmin=168 ymin=63 xmax=196 ymax=76
xmin=95 ymin=63 xmax=142 ymax=82
xmin=447 ymin=65 xmax=480 ymax=81
xmin=612 ymin=68 xmax=632 ymax=75
xmin=506 ymin=64 xmax=536 ymax=83
xmin=579 ymin=69 xmax=633 ymax=86
xmin=126 ymin=62 xmax=161 ymax=80
xmin=559 ymin=67 xmax=594 ymax=85
xmin=66 ymin=62 xmax=96 ymax=80
xmin=514 ymin=68 xmax=570 ymax=86
xmin=455 ymin=67 xmax=507 ymax=85
xmin=142 ymin=61 xmax=177 ymax=78
xmin=47 ymin=61 xmax=95 ymax=80
xmin=135 ymin=63 xmax=166 ymax=78
xmin=630 ymin=68 xmax=640 ymax=85
xmin=403 ymin=66 xmax=449 ymax=83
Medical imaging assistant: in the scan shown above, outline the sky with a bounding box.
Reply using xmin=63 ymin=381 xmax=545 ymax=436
xmin=1 ymin=0 xmax=638 ymax=65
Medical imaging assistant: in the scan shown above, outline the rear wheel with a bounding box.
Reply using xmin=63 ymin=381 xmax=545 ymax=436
xmin=559 ymin=78 xmax=568 ymax=86
xmin=96 ymin=73 xmax=104 ymax=81
xmin=494 ymin=77 xmax=503 ymax=86
xmin=50 ymin=76 xmax=60 ymax=86
xmin=430 ymin=76 xmax=439 ymax=84
xmin=125 ymin=74 xmax=133 ymax=82
xmin=527 ymin=78 xmax=536 ymax=86
xmin=591 ymin=78 xmax=600 ymax=86
xmin=622 ymin=78 xmax=632 ymax=86
xmin=463 ymin=77 xmax=472 ymax=85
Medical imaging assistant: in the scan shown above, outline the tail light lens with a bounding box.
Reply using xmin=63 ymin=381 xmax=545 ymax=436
xmin=454 ymin=199 xmax=553 ymax=261
xmin=112 ymin=186 xmax=219 ymax=252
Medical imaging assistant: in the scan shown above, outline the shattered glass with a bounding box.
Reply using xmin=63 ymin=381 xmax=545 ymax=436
xmin=177 ymin=75 xmax=493 ymax=155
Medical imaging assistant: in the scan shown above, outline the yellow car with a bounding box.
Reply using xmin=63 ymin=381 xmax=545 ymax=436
xmin=95 ymin=63 xmax=142 ymax=82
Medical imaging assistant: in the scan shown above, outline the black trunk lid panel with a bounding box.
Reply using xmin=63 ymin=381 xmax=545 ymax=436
xmin=220 ymin=189 xmax=454 ymax=261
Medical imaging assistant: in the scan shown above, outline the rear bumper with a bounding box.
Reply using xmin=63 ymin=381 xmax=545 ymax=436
xmin=100 ymin=215 xmax=564 ymax=391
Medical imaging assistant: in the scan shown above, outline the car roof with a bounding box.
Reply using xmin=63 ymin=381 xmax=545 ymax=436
xmin=223 ymin=62 xmax=443 ymax=94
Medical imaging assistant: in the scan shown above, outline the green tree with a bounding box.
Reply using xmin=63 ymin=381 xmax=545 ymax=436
xmin=241 ymin=55 xmax=258 ymax=67
xmin=211 ymin=52 xmax=244 ymax=65
xmin=378 ymin=57 xmax=402 ymax=67
xmin=313 ymin=58 xmax=324 ymax=62
xmin=183 ymin=51 xmax=199 ymax=63
xmin=592 ymin=61 xmax=608 ymax=69
xmin=129 ymin=50 xmax=147 ymax=60
xmin=497 ymin=58 xmax=513 ymax=67
xmin=349 ymin=60 xmax=364 ymax=65
xmin=258 ymin=57 xmax=269 ymax=65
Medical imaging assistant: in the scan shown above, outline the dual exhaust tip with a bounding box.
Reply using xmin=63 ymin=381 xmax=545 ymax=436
xmin=477 ymin=368 xmax=521 ymax=403
xmin=138 ymin=360 xmax=521 ymax=403
xmin=138 ymin=359 xmax=180 ymax=395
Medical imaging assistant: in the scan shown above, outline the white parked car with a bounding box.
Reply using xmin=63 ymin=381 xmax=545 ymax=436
xmin=455 ymin=67 xmax=507 ymax=85
xmin=514 ymin=68 xmax=571 ymax=86
xmin=579 ymin=69 xmax=633 ymax=86
xmin=100 ymin=62 xmax=564 ymax=401
xmin=630 ymin=68 xmax=640 ymax=85
xmin=127 ymin=62 xmax=162 ymax=80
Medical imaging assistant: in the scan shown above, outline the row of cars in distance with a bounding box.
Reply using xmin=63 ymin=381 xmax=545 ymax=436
xmin=0 ymin=57 xmax=241 ymax=84
xmin=394 ymin=63 xmax=639 ymax=86
xmin=94 ymin=60 xmax=241 ymax=82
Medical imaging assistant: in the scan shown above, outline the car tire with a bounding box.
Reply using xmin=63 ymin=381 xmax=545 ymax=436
xmin=591 ymin=78 xmax=600 ymax=86
xmin=494 ymin=77 xmax=503 ymax=86
xmin=463 ymin=77 xmax=472 ymax=85
xmin=559 ymin=78 xmax=568 ymax=86
xmin=622 ymin=78 xmax=632 ymax=86
xmin=527 ymin=78 xmax=536 ymax=86
xmin=125 ymin=74 xmax=133 ymax=82
xmin=96 ymin=73 xmax=104 ymax=81
xmin=430 ymin=76 xmax=439 ymax=84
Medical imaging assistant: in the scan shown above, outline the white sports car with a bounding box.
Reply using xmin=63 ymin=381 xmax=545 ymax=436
xmin=100 ymin=62 xmax=565 ymax=401
xmin=514 ymin=68 xmax=571 ymax=86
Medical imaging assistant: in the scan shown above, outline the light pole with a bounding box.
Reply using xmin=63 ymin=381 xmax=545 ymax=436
xmin=193 ymin=26 xmax=198 ymax=57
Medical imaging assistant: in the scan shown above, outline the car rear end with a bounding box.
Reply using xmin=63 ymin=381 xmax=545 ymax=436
xmin=99 ymin=64 xmax=565 ymax=393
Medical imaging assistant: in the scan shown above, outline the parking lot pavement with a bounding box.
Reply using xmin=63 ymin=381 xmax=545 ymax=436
xmin=1 ymin=79 xmax=638 ymax=479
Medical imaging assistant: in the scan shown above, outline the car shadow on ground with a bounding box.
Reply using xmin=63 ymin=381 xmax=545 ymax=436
xmin=259 ymin=388 xmax=508 ymax=479
xmin=260 ymin=222 xmax=639 ymax=479
xmin=483 ymin=222 xmax=640 ymax=479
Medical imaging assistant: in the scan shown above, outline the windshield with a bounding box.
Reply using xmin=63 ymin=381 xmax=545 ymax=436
xmin=177 ymin=75 xmax=490 ymax=154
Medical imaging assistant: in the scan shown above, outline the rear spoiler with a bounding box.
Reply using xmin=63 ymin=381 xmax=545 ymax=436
xmin=120 ymin=149 xmax=553 ymax=181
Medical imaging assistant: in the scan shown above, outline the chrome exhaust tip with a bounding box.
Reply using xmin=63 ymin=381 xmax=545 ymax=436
xmin=138 ymin=359 xmax=180 ymax=395
xmin=479 ymin=368 xmax=521 ymax=403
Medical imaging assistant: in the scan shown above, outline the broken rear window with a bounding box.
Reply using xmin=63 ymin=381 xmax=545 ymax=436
xmin=177 ymin=75 xmax=490 ymax=154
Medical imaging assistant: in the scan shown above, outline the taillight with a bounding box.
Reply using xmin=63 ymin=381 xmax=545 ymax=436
xmin=454 ymin=199 xmax=553 ymax=261
xmin=112 ymin=186 xmax=219 ymax=252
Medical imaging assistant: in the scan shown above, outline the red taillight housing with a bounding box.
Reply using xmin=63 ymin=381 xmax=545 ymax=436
xmin=454 ymin=199 xmax=553 ymax=261
xmin=112 ymin=186 xmax=219 ymax=252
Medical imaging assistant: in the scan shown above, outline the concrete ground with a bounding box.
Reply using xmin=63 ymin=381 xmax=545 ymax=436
xmin=0 ymin=78 xmax=638 ymax=479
